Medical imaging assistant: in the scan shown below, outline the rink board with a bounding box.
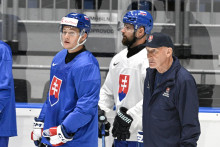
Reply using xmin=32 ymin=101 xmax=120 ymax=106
xmin=7 ymin=103 xmax=220 ymax=147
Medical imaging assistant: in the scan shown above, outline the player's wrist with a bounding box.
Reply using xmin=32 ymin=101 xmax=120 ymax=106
xmin=61 ymin=125 xmax=74 ymax=139
xmin=34 ymin=117 xmax=44 ymax=123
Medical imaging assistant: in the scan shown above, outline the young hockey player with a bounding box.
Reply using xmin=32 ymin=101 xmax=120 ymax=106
xmin=0 ymin=41 xmax=17 ymax=147
xmin=98 ymin=10 xmax=153 ymax=147
xmin=31 ymin=12 xmax=101 ymax=147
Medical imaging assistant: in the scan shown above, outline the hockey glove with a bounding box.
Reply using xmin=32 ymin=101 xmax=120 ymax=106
xmin=112 ymin=107 xmax=133 ymax=141
xmin=43 ymin=125 xmax=74 ymax=146
xmin=98 ymin=107 xmax=111 ymax=138
xmin=31 ymin=117 xmax=44 ymax=146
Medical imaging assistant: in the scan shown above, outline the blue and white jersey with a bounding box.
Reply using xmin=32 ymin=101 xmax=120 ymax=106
xmin=0 ymin=41 xmax=17 ymax=137
xmin=99 ymin=48 xmax=149 ymax=141
xmin=39 ymin=49 xmax=101 ymax=147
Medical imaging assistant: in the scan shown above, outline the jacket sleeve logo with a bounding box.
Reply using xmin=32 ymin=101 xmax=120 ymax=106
xmin=49 ymin=75 xmax=62 ymax=106
xmin=118 ymin=74 xmax=130 ymax=101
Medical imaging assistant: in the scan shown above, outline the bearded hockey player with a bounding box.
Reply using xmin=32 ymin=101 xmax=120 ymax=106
xmin=98 ymin=10 xmax=153 ymax=147
xmin=31 ymin=12 xmax=101 ymax=147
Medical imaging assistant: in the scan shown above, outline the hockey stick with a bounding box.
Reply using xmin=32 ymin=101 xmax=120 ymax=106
xmin=137 ymin=131 xmax=143 ymax=147
xmin=37 ymin=137 xmax=47 ymax=147
xmin=101 ymin=123 xmax=106 ymax=147
xmin=38 ymin=143 xmax=47 ymax=147
xmin=137 ymin=142 xmax=143 ymax=147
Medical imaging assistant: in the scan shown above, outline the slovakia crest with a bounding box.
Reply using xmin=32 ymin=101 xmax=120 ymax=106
xmin=162 ymin=87 xmax=170 ymax=98
xmin=49 ymin=76 xmax=62 ymax=106
xmin=118 ymin=74 xmax=130 ymax=101
xmin=148 ymin=35 xmax=153 ymax=42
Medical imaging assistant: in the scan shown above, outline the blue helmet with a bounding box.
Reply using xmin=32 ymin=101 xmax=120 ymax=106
xmin=123 ymin=10 xmax=153 ymax=34
xmin=60 ymin=12 xmax=91 ymax=35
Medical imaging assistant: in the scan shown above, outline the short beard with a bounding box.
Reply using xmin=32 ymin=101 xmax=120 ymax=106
xmin=122 ymin=35 xmax=136 ymax=47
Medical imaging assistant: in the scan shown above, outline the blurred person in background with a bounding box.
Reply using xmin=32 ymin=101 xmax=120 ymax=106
xmin=0 ymin=40 xmax=17 ymax=147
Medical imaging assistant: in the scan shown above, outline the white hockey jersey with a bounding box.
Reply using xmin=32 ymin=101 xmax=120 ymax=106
xmin=99 ymin=47 xmax=149 ymax=141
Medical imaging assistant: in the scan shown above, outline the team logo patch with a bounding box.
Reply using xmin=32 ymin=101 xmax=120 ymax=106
xmin=84 ymin=16 xmax=89 ymax=21
xmin=162 ymin=87 xmax=170 ymax=98
xmin=148 ymin=35 xmax=153 ymax=42
xmin=61 ymin=17 xmax=78 ymax=27
xmin=118 ymin=74 xmax=130 ymax=101
xmin=49 ymin=76 xmax=62 ymax=106
xmin=140 ymin=11 xmax=147 ymax=16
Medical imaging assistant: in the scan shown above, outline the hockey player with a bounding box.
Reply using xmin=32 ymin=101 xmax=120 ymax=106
xmin=98 ymin=10 xmax=153 ymax=147
xmin=0 ymin=41 xmax=17 ymax=147
xmin=31 ymin=12 xmax=101 ymax=147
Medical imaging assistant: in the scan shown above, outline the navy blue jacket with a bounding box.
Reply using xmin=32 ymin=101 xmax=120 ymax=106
xmin=143 ymin=56 xmax=200 ymax=147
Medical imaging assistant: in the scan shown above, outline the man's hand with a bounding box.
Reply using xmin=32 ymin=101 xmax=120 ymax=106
xmin=31 ymin=117 xmax=44 ymax=146
xmin=112 ymin=107 xmax=133 ymax=141
xmin=98 ymin=107 xmax=111 ymax=138
xmin=43 ymin=125 xmax=73 ymax=146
